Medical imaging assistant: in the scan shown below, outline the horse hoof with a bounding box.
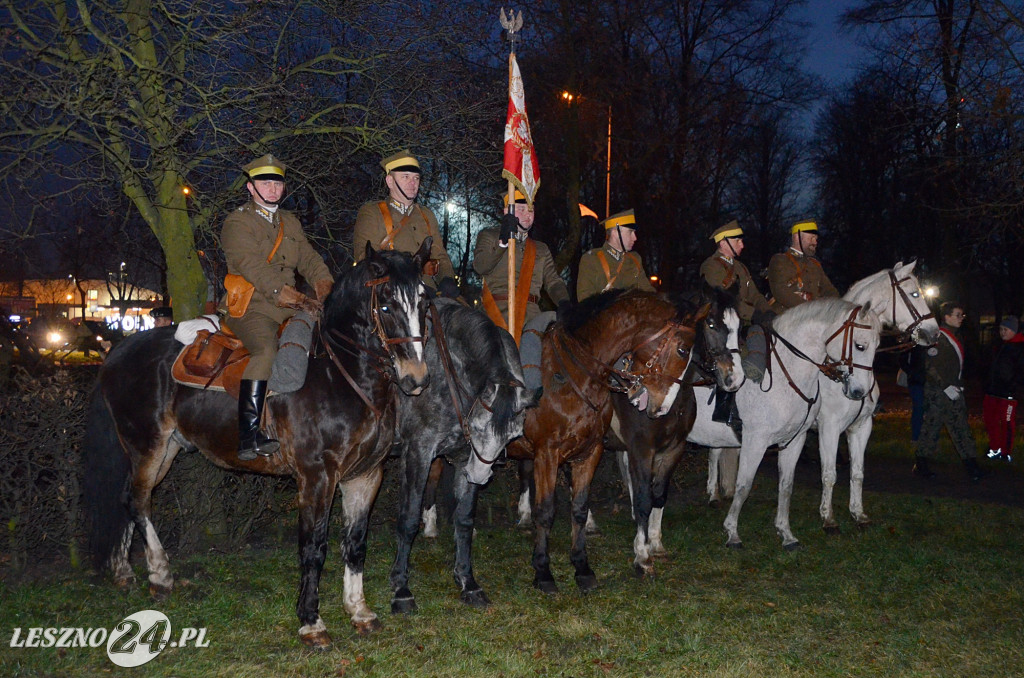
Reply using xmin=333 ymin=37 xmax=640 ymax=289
xmin=113 ymin=575 xmax=136 ymax=591
xmin=725 ymin=540 xmax=743 ymax=550
xmin=783 ymin=541 xmax=802 ymax=552
xmin=575 ymin=574 xmax=599 ymax=593
xmin=148 ymin=583 xmax=172 ymax=600
xmin=300 ymin=629 xmax=333 ymax=649
xmin=391 ymin=595 xmax=418 ymax=615
xmin=633 ymin=563 xmax=655 ymax=579
xmin=823 ymin=524 xmax=841 ymax=536
xmin=856 ymin=518 xmax=873 ymax=530
xmin=460 ymin=588 xmax=492 ymax=608
xmin=708 ymin=499 xmax=721 ymax=509
xmin=353 ymin=617 xmax=383 ymax=635
xmin=533 ymin=578 xmax=558 ymax=595
xmin=585 ymin=527 xmax=602 ymax=537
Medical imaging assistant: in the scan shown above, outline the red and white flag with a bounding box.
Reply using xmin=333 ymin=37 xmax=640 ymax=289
xmin=502 ymin=53 xmax=540 ymax=206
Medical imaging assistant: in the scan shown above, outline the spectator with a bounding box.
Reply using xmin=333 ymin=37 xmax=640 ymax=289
xmin=983 ymin=316 xmax=1024 ymax=462
xmin=150 ymin=307 xmax=174 ymax=328
xmin=913 ymin=301 xmax=986 ymax=481
xmin=899 ymin=344 xmax=929 ymax=442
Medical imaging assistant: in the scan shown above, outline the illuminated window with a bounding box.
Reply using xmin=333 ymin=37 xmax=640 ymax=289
xmin=88 ymin=289 xmax=98 ymax=300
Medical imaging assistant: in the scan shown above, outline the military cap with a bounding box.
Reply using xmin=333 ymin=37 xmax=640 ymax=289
xmin=150 ymin=306 xmax=173 ymax=319
xmin=711 ymin=220 xmax=743 ymax=242
xmin=502 ymin=189 xmax=530 ymax=208
xmin=790 ymin=220 xmax=818 ymax=234
xmin=381 ymin=150 xmax=421 ymax=174
xmin=243 ymin=154 xmax=287 ymax=181
xmin=603 ymin=209 xmax=637 ymax=231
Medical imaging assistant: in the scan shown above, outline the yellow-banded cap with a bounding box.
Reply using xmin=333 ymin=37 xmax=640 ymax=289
xmin=602 ymin=209 xmax=636 ymax=230
xmin=503 ymin=189 xmax=529 ymax=208
xmin=243 ymin=154 xmax=286 ymax=181
xmin=711 ymin=220 xmax=743 ymax=242
xmin=381 ymin=149 xmax=420 ymax=174
xmin=790 ymin=220 xmax=818 ymax=234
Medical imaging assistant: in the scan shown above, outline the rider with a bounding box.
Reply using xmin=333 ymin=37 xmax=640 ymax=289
xmin=699 ymin=220 xmax=774 ymax=426
xmin=576 ymin=209 xmax=655 ymax=301
xmin=767 ymin=220 xmax=839 ymax=312
xmin=221 ymin=154 xmax=334 ymax=461
xmin=352 ymin=149 xmax=459 ymax=298
xmin=474 ymin=189 xmax=570 ymax=393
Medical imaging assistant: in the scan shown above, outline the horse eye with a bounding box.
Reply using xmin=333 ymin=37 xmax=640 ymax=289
xmin=677 ymin=347 xmax=688 ymax=358
xmin=911 ymin=291 xmax=920 ymax=298
xmin=380 ymin=305 xmax=390 ymax=314
xmin=855 ymin=343 xmax=865 ymax=351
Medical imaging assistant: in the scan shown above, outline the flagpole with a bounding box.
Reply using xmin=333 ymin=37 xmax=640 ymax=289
xmin=506 ymin=175 xmax=517 ymax=342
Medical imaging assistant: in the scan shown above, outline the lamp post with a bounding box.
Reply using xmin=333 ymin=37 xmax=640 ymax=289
xmin=561 ymin=91 xmax=612 ymax=219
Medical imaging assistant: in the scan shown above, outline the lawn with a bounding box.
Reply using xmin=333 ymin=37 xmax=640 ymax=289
xmin=2 ymin=417 xmax=1022 ymax=677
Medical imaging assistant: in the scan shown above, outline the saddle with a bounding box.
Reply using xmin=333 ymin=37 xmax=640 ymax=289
xmin=172 ymin=326 xmax=249 ymax=399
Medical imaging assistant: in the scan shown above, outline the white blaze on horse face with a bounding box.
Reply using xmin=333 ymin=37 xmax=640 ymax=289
xmin=400 ymin=285 xmax=425 ymax=362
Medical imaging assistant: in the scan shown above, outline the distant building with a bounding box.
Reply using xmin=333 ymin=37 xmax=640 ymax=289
xmin=0 ymin=278 xmax=162 ymax=333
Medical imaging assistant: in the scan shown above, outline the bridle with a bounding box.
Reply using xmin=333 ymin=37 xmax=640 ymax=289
xmin=688 ymin=310 xmax=741 ymax=388
xmin=876 ymin=269 xmax=935 ymax=353
xmin=320 ymin=274 xmax=426 ymax=418
xmin=552 ymin=319 xmax=696 ymax=412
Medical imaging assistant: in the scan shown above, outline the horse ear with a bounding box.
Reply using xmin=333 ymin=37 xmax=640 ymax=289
xmin=896 ymin=260 xmax=916 ymax=276
xmin=364 ymin=240 xmax=377 ymax=261
xmin=694 ymin=302 xmax=711 ymax=323
xmin=413 ymin=236 xmax=432 ymax=270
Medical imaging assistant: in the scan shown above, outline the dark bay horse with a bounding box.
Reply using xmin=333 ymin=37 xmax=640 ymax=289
xmin=389 ymin=298 xmax=535 ymax=614
xmin=507 ymin=290 xmax=702 ymax=594
xmin=82 ymin=241 xmax=431 ymax=648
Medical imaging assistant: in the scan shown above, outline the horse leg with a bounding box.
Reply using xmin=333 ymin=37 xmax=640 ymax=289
xmin=706 ymin=447 xmax=721 ymax=505
xmin=775 ymin=432 xmax=809 ymax=550
xmin=293 ymin=467 xmax=342 ymax=648
xmin=723 ymin=439 xmax=768 ymax=549
xmin=129 ymin=435 xmax=183 ymax=598
xmin=649 ymin=443 xmax=685 ymax=558
xmin=625 ymin=445 xmax=655 ymax=578
xmin=516 ymin=458 xmax=534 ymax=528
xmin=846 ymin=415 xmax=873 ymax=527
xmin=569 ymin=445 xmax=602 ymax=592
xmin=718 ymin=448 xmax=739 ymax=499
xmin=451 ymin=470 xmax=490 ymax=608
xmin=389 ymin=446 xmax=431 ymax=614
xmin=530 ymin=453 xmax=559 ymax=594
xmin=817 ymin=420 xmax=842 ymax=535
xmin=420 ymin=457 xmax=444 ymax=539
xmin=336 ymin=468 xmax=385 ymax=638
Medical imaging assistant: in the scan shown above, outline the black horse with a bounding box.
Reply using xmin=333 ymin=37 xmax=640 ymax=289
xmin=389 ymin=298 xmax=535 ymax=614
xmin=82 ymin=241 xmax=431 ymax=648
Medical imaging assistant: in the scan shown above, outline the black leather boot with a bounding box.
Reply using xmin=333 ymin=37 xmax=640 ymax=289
xmin=712 ymin=389 xmax=742 ymax=436
xmin=912 ymin=456 xmax=936 ymax=479
xmin=238 ymin=379 xmax=279 ymax=461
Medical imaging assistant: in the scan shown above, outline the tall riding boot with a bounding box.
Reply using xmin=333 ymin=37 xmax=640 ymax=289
xmin=711 ymin=388 xmax=743 ymax=436
xmin=237 ymin=379 xmax=279 ymax=461
xmin=743 ymin=324 xmax=767 ymax=383
xmin=963 ymin=457 xmax=987 ymax=482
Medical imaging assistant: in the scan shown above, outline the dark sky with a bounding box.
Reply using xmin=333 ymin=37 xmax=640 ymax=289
xmin=795 ymin=0 xmax=864 ymax=85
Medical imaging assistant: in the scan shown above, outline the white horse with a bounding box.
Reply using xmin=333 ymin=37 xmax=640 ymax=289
xmin=708 ymin=263 xmax=939 ymax=534
xmin=689 ymin=298 xmax=881 ymax=549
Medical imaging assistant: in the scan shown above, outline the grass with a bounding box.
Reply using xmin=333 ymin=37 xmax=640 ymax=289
xmin=3 ymin=418 xmax=1024 ymax=677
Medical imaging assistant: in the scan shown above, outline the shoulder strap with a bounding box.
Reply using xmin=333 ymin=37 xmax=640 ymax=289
xmin=376 ymin=201 xmax=395 ymax=250
xmin=266 ymin=220 xmax=284 ymax=264
xmin=716 ymin=257 xmax=737 ymax=289
xmin=596 ymin=251 xmax=612 ymax=283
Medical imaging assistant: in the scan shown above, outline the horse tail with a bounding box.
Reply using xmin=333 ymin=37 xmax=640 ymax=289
xmin=81 ymin=383 xmax=131 ymax=571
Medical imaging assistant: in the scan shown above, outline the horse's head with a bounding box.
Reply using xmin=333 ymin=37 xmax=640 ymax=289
xmin=825 ymin=301 xmax=881 ymax=401
xmin=326 ymin=239 xmax=431 ymax=395
xmin=462 ymin=380 xmax=536 ymax=484
xmin=847 ymin=262 xmax=938 ymax=346
xmin=620 ymin=295 xmax=699 ymax=418
xmin=695 ymin=283 xmax=744 ymax=392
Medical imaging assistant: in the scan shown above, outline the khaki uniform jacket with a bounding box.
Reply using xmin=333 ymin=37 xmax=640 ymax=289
xmin=473 ymin=227 xmax=570 ymax=325
xmin=699 ymin=253 xmax=771 ymax=323
xmin=352 ymin=199 xmax=455 ymax=287
xmin=927 ymin=325 xmax=966 ymax=390
xmin=576 ymin=244 xmax=654 ymax=301
xmin=767 ymin=248 xmax=839 ymax=312
xmin=221 ymin=202 xmax=333 ymax=318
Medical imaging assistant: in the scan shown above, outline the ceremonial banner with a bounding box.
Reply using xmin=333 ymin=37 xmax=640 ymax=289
xmin=502 ymin=53 xmax=540 ymax=206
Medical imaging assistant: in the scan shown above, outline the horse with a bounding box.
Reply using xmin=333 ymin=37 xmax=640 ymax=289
xmin=507 ymin=290 xmax=702 ymax=593
xmin=514 ymin=286 xmax=744 ymax=574
xmin=688 ymin=298 xmax=881 ymax=549
xmin=708 ymin=262 xmax=938 ymax=532
xmin=388 ymin=298 xmax=535 ymax=615
xmin=82 ymin=241 xmax=432 ymax=648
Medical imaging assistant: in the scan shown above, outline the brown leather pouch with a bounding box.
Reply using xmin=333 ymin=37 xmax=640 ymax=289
xmin=422 ymin=258 xmax=440 ymax=276
xmin=224 ymin=273 xmax=256 ymax=318
xmin=182 ymin=329 xmax=244 ymax=378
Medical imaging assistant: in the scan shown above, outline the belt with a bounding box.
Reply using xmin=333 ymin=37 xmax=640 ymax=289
xmin=492 ymin=293 xmax=538 ymax=304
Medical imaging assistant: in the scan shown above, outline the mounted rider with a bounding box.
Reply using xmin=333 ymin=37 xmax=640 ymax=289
xmin=767 ymin=220 xmax=839 ymax=312
xmin=352 ymin=149 xmax=460 ymax=298
xmin=474 ymin=189 xmax=570 ymax=393
xmin=576 ymin=209 xmax=655 ymax=301
xmin=221 ymin=154 xmax=334 ymax=461
xmin=699 ymin=220 xmax=774 ymax=427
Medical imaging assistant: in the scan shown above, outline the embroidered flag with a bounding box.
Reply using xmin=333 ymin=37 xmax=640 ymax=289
xmin=502 ymin=53 xmax=540 ymax=206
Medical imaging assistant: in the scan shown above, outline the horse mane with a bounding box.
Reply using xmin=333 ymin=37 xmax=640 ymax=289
xmin=322 ymin=249 xmax=423 ymax=330
xmin=773 ymin=297 xmax=881 ymax=335
xmin=561 ymin=289 xmax=627 ymax=333
xmin=844 ymin=267 xmax=890 ymax=298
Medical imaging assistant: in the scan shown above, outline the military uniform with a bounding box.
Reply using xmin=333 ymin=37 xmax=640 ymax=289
xmin=699 ymin=253 xmax=771 ymax=323
xmin=223 ymin=201 xmax=333 ymax=379
xmin=916 ymin=324 xmax=976 ymax=462
xmin=576 ymin=209 xmax=654 ymax=301
xmin=767 ymin=248 xmax=838 ymax=311
xmin=474 ymin=227 xmax=569 ymax=330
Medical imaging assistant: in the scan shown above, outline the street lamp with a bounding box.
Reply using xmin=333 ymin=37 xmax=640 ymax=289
xmin=561 ymin=91 xmax=613 ymax=219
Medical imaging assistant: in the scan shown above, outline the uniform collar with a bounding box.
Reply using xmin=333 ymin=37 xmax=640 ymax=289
xmin=603 ymin=243 xmax=624 ymax=261
xmin=251 ymin=202 xmax=277 ymax=223
xmin=717 ymin=253 xmax=734 ymax=264
xmin=788 ymin=247 xmax=805 ymax=257
xmin=389 ymin=198 xmax=414 ymax=216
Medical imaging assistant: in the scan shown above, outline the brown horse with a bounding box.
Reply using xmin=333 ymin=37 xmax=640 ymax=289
xmin=508 ymin=290 xmax=702 ymax=593
xmin=82 ymin=241 xmax=431 ymax=648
